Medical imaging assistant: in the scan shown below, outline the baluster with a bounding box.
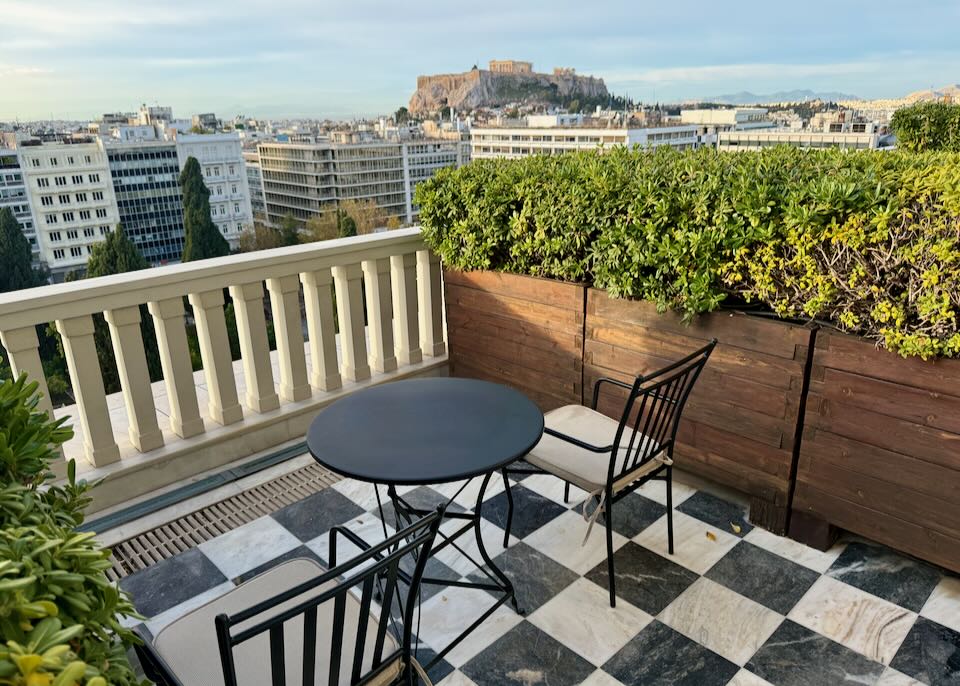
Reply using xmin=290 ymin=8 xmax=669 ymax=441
xmin=147 ymin=298 xmax=205 ymax=438
xmin=390 ymin=253 xmax=422 ymax=365
xmin=301 ymin=268 xmax=342 ymax=392
xmin=55 ymin=315 xmax=121 ymax=466
xmin=416 ymin=250 xmax=446 ymax=357
xmin=1 ymin=326 xmax=66 ymax=474
xmin=361 ymin=258 xmax=397 ymax=373
xmin=228 ymin=282 xmax=280 ymax=413
xmin=265 ymin=275 xmax=311 ymax=402
xmin=331 ymin=264 xmax=371 ymax=382
xmin=188 ymin=290 xmax=243 ymax=425
xmin=104 ymin=307 xmax=164 ymax=452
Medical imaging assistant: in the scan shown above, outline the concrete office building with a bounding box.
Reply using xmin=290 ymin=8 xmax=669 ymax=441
xmin=105 ymin=140 xmax=185 ymax=265
xmin=0 ymin=150 xmax=41 ymax=264
xmin=174 ymin=133 xmax=254 ymax=250
xmin=470 ymin=117 xmax=700 ymax=159
xmin=257 ymin=137 xmax=467 ymax=227
xmin=243 ymin=150 xmax=266 ymax=220
xmin=15 ymin=138 xmax=121 ymax=279
xmin=716 ymin=130 xmax=883 ymax=151
xmin=680 ymin=108 xmax=773 ymax=130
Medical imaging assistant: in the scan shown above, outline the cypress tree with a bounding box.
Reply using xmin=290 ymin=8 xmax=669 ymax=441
xmin=86 ymin=224 xmax=149 ymax=276
xmin=179 ymin=156 xmax=229 ymax=261
xmin=0 ymin=207 xmax=41 ymax=292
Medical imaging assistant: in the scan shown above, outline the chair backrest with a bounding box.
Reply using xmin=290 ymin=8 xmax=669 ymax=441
xmin=608 ymin=340 xmax=716 ymax=487
xmin=214 ymin=509 xmax=443 ymax=686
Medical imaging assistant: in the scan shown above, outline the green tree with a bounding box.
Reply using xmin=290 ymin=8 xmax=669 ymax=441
xmin=238 ymin=222 xmax=285 ymax=252
xmin=86 ymin=224 xmax=149 ymax=275
xmin=338 ymin=211 xmax=357 ymax=238
xmin=395 ymin=106 xmax=410 ymax=123
xmin=304 ymin=212 xmax=340 ymax=242
xmin=0 ymin=207 xmax=41 ymax=293
xmin=278 ymin=213 xmax=301 ymax=246
xmin=180 ymin=156 xmax=230 ymax=261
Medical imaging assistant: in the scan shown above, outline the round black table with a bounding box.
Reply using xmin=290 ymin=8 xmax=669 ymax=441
xmin=306 ymin=377 xmax=544 ymax=666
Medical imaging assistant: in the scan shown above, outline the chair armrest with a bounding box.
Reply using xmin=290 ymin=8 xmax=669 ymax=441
xmin=544 ymin=426 xmax=613 ymax=453
xmin=329 ymin=525 xmax=380 ymax=567
xmin=591 ymin=377 xmax=634 ymax=409
xmin=132 ymin=625 xmax=185 ymax=686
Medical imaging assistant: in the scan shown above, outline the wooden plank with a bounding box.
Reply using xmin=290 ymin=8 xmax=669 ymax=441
xmin=445 ymin=283 xmax=582 ymax=333
xmin=815 ymin=331 xmax=960 ymax=397
xmin=820 ymin=367 xmax=960 ymax=434
xmin=587 ymin=289 xmax=811 ymax=359
xmin=810 ymin=396 xmax=960 ymax=469
xmin=444 ymin=269 xmax=584 ymax=310
xmin=793 ymin=483 xmax=960 ymax=573
xmin=799 ymin=431 xmax=960 ymax=505
xmin=452 ymin=359 xmax=573 ymax=412
xmin=449 ymin=324 xmax=581 ymax=375
xmin=450 ymin=349 xmax=580 ymax=403
xmin=446 ymin=307 xmax=582 ymax=356
xmin=795 ymin=455 xmax=960 ymax=539
xmin=678 ymin=420 xmax=793 ymax=480
xmin=672 ymin=440 xmax=788 ymax=503
xmin=586 ymin=320 xmax=802 ymax=390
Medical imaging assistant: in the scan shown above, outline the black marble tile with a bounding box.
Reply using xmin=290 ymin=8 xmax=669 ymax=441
xmin=584 ymin=542 xmax=698 ymax=615
xmin=610 ymin=492 xmax=668 ymax=538
xmin=401 ymin=555 xmax=461 ymax=603
xmin=270 ymin=488 xmax=365 ymax=542
xmin=676 ymin=490 xmax=753 ymax=538
xmin=602 ymin=620 xmax=738 ymax=686
xmin=826 ymin=541 xmax=942 ymax=612
xmin=461 ymin=621 xmax=595 ymax=686
xmin=746 ymin=619 xmax=885 ymax=686
xmin=374 ymin=486 xmax=465 ymax=528
xmin=467 ymin=541 xmax=579 ymax=613
xmin=232 ymin=545 xmax=324 ymax=584
xmin=890 ymin=617 xmax=960 ymax=686
xmin=410 ymin=645 xmax=454 ymax=685
xmin=119 ymin=547 xmax=228 ymax=617
xmin=480 ymin=483 xmax=567 ymax=539
xmin=705 ymin=541 xmax=820 ymax=614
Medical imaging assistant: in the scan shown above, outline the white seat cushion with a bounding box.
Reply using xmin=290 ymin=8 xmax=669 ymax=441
xmin=525 ymin=405 xmax=663 ymax=494
xmin=154 ymin=558 xmax=401 ymax=686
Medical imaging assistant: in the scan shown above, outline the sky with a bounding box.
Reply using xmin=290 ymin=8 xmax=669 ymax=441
xmin=2 ymin=0 xmax=959 ymax=121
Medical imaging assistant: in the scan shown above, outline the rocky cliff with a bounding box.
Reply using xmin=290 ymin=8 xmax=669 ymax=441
xmin=409 ymin=68 xmax=608 ymax=113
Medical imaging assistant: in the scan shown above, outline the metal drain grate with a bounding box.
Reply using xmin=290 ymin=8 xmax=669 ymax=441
xmin=107 ymin=462 xmax=340 ymax=581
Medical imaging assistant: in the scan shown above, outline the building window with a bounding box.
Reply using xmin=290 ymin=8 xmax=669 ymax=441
xmin=83 ymin=227 xmax=94 ymax=237
xmin=49 ymin=157 xmax=58 ymax=167
xmin=31 ymin=159 xmax=40 ymax=168
xmin=85 ymin=155 xmax=92 ymax=164
xmin=219 ymin=206 xmax=226 ymax=215
xmin=67 ymin=156 xmax=75 ymax=165
xmin=229 ymin=165 xmax=235 ymax=175
xmin=66 ymin=230 xmax=78 ymax=240
xmin=59 ymin=194 xmax=70 ymax=204
xmin=231 ymin=184 xmax=237 ymax=194
xmin=100 ymin=226 xmax=110 ymax=235
xmin=62 ymin=212 xmax=75 ymax=222
xmin=75 ymin=192 xmax=87 ymax=202
xmin=53 ymin=249 xmax=65 ymax=260
xmin=71 ymin=175 xmax=83 ymax=184
xmin=49 ymin=232 xmax=62 ymax=242
xmin=214 ymin=167 xmax=220 ymax=176
xmin=96 ymin=208 xmax=107 ymax=218
xmin=237 ymin=222 xmax=243 ymax=232
xmin=45 ymin=215 xmax=57 ymax=224
xmin=79 ymin=210 xmax=91 ymax=220
xmin=92 ymin=191 xmax=103 ymax=201
xmin=234 ymin=203 xmax=239 ymax=213
xmin=37 ymin=178 xmax=49 ymax=188
xmin=70 ymin=247 xmax=82 ymax=258
xmin=54 ymin=177 xmax=66 ymax=187
xmin=41 ymin=196 xmax=53 ymax=207
xmin=88 ymin=173 xmax=100 ymax=183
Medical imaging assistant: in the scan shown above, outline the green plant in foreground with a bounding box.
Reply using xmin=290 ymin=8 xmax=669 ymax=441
xmin=0 ymin=370 xmax=146 ymax=685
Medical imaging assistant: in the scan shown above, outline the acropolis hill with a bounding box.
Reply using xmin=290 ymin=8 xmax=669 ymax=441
xmin=409 ymin=60 xmax=608 ymax=113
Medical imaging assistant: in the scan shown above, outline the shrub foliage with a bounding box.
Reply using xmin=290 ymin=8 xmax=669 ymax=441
xmin=891 ymin=101 xmax=960 ymax=153
xmin=416 ymin=146 xmax=960 ymax=358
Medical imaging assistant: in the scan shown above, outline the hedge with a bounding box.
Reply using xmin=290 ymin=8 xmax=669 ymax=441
xmin=891 ymin=101 xmax=960 ymax=153
xmin=416 ymin=146 xmax=960 ymax=358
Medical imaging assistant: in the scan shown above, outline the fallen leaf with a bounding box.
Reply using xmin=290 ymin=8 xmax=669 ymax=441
xmin=730 ymin=522 xmax=742 ymax=534
xmin=705 ymin=531 xmax=717 ymax=542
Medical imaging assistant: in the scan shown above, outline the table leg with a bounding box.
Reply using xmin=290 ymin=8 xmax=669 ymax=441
xmin=474 ymin=471 xmax=523 ymax=615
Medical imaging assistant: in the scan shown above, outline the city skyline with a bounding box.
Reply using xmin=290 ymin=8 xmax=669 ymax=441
xmin=2 ymin=0 xmax=960 ymax=120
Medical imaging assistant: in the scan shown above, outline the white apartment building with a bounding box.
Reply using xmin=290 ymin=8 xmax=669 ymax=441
xmin=258 ymin=137 xmax=467 ymax=227
xmin=680 ymin=108 xmax=773 ymax=130
xmin=243 ymin=150 xmax=266 ymax=219
xmin=0 ymin=150 xmax=40 ymax=264
xmin=174 ymin=133 xmax=254 ymax=250
xmin=470 ymin=121 xmax=700 ymax=159
xmin=716 ymin=130 xmax=883 ymax=151
xmin=16 ymin=139 xmax=121 ymax=279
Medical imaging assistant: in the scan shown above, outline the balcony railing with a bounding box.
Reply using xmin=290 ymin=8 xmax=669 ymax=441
xmin=0 ymin=228 xmax=446 ymax=510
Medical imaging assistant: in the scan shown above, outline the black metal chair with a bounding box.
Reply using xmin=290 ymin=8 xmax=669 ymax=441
xmin=505 ymin=340 xmax=716 ymax=607
xmin=135 ymin=508 xmax=443 ymax=686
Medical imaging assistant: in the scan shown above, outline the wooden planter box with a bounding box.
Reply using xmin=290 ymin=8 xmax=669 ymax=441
xmin=584 ymin=290 xmax=815 ymax=534
xmin=793 ymin=331 xmax=960 ymax=573
xmin=443 ymin=269 xmax=584 ymax=411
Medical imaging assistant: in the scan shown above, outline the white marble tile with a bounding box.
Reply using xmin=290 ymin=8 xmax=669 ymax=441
xmin=524 ymin=509 xmax=629 ymax=575
xmin=919 ymin=574 xmax=960 ymax=633
xmin=659 ymin=577 xmax=783 ymax=666
xmin=436 ymin=670 xmax=480 ymax=686
xmin=145 ymin=581 xmax=235 ymax=636
xmin=331 ymin=479 xmax=389 ymax=511
xmin=633 ymin=511 xmax=740 ymax=574
xmin=580 ymin=669 xmax=626 ymax=686
xmin=433 ymin=518 xmax=517 ymax=577
xmin=727 ymin=670 xmax=775 ymax=686
xmin=305 ymin=514 xmax=395 ymax=571
xmin=431 ymin=475 xmax=505 ymax=509
xmin=529 ymin=578 xmax=652 ymax=666
xmin=744 ymin=526 xmax=846 ymax=574
xmin=633 ymin=478 xmax=696 ymax=507
xmin=198 ymin=515 xmax=301 ymax=579
xmin=876 ymin=668 xmax=926 ymax=685
xmin=518 ymin=473 xmax=588 ymax=508
xmin=416 ymin=586 xmax=523 ymax=667
xmin=788 ymin=576 xmax=916 ymax=665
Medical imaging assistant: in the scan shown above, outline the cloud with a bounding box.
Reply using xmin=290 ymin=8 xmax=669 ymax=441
xmin=602 ymin=61 xmax=878 ymax=86
xmin=0 ymin=63 xmax=52 ymax=77
xmin=142 ymin=52 xmax=302 ymax=68
xmin=4 ymin=0 xmax=213 ymax=36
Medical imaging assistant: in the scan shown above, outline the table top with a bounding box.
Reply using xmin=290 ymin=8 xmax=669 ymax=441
xmin=306 ymin=377 xmax=544 ymax=485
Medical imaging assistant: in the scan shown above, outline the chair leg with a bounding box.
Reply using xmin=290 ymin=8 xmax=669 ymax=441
xmin=502 ymin=469 xmax=514 ymax=548
xmin=666 ymin=467 xmax=675 ymax=556
xmin=604 ymin=500 xmax=616 ymax=608
xmin=563 ymin=481 xmax=570 ymax=504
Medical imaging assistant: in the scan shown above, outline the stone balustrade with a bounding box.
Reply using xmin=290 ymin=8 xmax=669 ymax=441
xmin=0 ymin=228 xmax=446 ymax=510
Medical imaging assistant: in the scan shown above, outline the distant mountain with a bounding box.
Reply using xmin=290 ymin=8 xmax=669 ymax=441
xmin=695 ymin=89 xmax=860 ymax=105
xmin=904 ymin=84 xmax=960 ymax=103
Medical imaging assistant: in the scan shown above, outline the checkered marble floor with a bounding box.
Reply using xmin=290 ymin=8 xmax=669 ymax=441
xmin=119 ymin=471 xmax=960 ymax=686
